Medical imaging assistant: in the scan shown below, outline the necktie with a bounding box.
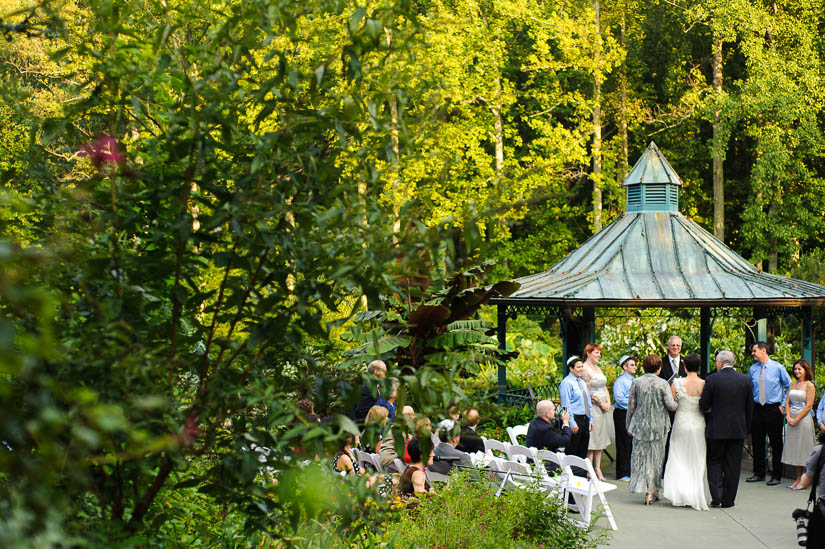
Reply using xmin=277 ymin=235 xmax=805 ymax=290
xmin=672 ymin=357 xmax=678 ymax=375
xmin=578 ymin=378 xmax=591 ymax=417
xmin=758 ymin=365 xmax=767 ymax=405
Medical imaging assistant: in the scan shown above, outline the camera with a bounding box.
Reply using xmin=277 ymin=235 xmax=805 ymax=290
xmin=553 ymin=406 xmax=569 ymax=430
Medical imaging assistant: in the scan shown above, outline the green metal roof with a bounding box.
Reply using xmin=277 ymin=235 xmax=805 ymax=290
xmin=493 ymin=143 xmax=825 ymax=308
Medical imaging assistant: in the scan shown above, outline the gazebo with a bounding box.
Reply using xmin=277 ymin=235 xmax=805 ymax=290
xmin=491 ymin=142 xmax=825 ymax=399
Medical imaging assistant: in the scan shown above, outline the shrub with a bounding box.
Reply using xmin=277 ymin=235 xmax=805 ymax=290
xmin=389 ymin=470 xmax=607 ymax=548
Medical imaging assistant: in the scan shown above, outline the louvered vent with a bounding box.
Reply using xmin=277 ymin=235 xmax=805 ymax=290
xmin=646 ymin=184 xmax=667 ymax=205
xmin=627 ymin=186 xmax=641 ymax=207
xmin=669 ymin=187 xmax=678 ymax=208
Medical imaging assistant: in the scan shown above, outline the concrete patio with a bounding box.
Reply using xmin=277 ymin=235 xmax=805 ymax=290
xmin=595 ymin=456 xmax=806 ymax=548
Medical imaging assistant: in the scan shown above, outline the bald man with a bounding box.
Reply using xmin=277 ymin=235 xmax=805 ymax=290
xmin=456 ymin=408 xmax=485 ymax=454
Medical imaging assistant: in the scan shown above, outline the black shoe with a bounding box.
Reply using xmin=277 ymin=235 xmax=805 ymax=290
xmin=710 ymin=501 xmax=722 ymax=508
xmin=721 ymin=502 xmax=735 ymax=508
xmin=767 ymin=478 xmax=781 ymax=486
xmin=746 ymin=475 xmax=765 ymax=482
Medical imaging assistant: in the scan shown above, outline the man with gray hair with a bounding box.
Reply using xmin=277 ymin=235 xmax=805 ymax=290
xmin=428 ymin=419 xmax=474 ymax=475
xmin=699 ymin=350 xmax=754 ymax=508
xmin=526 ymin=400 xmax=571 ymax=474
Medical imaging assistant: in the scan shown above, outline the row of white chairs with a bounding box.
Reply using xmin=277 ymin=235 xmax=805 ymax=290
xmin=477 ymin=438 xmax=617 ymax=530
xmin=351 ymin=447 xmax=406 ymax=475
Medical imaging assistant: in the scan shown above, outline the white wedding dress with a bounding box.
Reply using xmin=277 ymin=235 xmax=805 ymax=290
xmin=662 ymin=378 xmax=709 ymax=510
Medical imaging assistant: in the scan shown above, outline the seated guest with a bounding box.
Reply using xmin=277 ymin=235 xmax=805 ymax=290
xmin=375 ymin=379 xmax=399 ymax=419
xmin=349 ymin=359 xmax=387 ymax=424
xmin=526 ymin=399 xmax=571 ymax=474
xmin=332 ymin=434 xmax=376 ymax=486
xmin=791 ymin=431 xmax=825 ymax=546
xmin=379 ymin=405 xmax=416 ymax=468
xmin=401 ymin=438 xmax=433 ymax=496
xmin=428 ymin=419 xmax=474 ymax=475
xmin=360 ymin=405 xmax=390 ymax=454
xmin=456 ymin=408 xmax=485 ymax=454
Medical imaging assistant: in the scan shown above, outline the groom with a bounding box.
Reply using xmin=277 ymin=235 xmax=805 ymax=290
xmin=699 ymin=350 xmax=754 ymax=508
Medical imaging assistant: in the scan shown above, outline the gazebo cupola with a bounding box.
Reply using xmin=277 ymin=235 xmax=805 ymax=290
xmin=624 ymin=141 xmax=681 ymax=213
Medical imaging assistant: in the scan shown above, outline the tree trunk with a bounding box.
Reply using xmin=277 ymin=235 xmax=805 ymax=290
xmin=591 ymin=0 xmax=602 ymax=233
xmin=493 ymin=103 xmax=504 ymax=183
xmin=712 ymin=36 xmax=724 ymax=241
xmin=618 ymin=4 xmax=629 ymax=182
xmin=385 ymin=28 xmax=401 ymax=236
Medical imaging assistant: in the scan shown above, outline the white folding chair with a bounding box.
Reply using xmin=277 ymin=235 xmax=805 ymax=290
xmin=353 ymin=449 xmax=382 ymax=473
xmin=391 ymin=458 xmax=407 ymax=474
xmin=562 ymin=454 xmax=618 ymax=530
xmin=425 ymin=469 xmax=449 ymax=487
xmin=535 ymin=449 xmax=567 ymax=480
xmin=534 ymin=449 xmax=569 ymax=502
xmin=484 ymin=438 xmax=510 ymax=458
xmin=506 ymin=424 xmax=529 ymax=446
xmin=368 ymin=452 xmax=385 ymax=473
xmin=507 ymin=444 xmax=536 ymax=465
xmin=492 ymin=459 xmax=535 ymax=495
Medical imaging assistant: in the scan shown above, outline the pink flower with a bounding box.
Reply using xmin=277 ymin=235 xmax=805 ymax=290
xmin=80 ymin=135 xmax=125 ymax=168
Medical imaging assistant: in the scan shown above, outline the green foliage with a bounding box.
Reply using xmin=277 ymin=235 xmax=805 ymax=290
xmin=341 ymin=261 xmax=519 ymax=374
xmin=475 ymin=403 xmax=535 ymax=440
xmin=390 ymin=470 xmax=606 ymax=548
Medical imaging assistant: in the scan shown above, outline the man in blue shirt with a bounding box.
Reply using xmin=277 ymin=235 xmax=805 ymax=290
xmin=746 ymin=341 xmax=792 ymax=485
xmin=816 ymin=396 xmax=825 ymax=435
xmin=612 ymin=355 xmax=636 ymax=481
xmin=559 ymin=355 xmax=593 ymax=460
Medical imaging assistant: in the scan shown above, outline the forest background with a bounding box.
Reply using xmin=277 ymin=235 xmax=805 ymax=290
xmin=2 ymin=0 xmax=825 ymax=546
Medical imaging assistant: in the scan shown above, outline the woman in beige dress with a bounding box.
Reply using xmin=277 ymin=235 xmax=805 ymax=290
xmin=583 ymin=343 xmax=611 ymax=482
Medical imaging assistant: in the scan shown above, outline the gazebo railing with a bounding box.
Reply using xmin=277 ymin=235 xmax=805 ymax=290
xmin=499 ymin=383 xmax=560 ymax=407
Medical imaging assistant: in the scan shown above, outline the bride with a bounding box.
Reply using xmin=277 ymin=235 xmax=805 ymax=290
xmin=662 ymin=353 xmax=709 ymax=510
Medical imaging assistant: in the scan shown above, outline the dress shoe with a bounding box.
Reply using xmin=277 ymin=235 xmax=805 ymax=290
xmin=721 ymin=502 xmax=735 ymax=508
xmin=767 ymin=478 xmax=781 ymax=486
xmin=710 ymin=501 xmax=722 ymax=508
xmin=746 ymin=475 xmax=765 ymax=482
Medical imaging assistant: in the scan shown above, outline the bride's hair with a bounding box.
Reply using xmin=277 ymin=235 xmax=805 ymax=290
xmin=684 ymin=353 xmax=700 ymax=372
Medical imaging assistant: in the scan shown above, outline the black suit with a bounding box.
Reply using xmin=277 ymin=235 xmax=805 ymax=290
xmin=526 ymin=417 xmax=572 ymax=474
xmin=699 ymin=367 xmax=754 ymax=507
xmin=658 ymin=354 xmax=686 ymax=382
xmin=349 ymin=383 xmax=380 ymax=425
xmin=456 ymin=425 xmax=485 ymax=454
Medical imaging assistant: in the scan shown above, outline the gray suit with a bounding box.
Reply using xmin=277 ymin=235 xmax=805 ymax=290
xmin=428 ymin=442 xmax=473 ymax=475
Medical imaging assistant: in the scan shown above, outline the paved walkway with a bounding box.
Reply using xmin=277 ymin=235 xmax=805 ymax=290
xmin=594 ymin=456 xmax=805 ymax=548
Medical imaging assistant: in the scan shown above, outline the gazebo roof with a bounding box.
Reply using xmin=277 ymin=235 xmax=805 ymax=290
xmin=493 ymin=143 xmax=825 ymax=308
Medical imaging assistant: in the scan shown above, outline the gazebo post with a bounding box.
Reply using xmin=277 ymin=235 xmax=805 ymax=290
xmin=700 ymin=307 xmax=711 ymax=376
xmin=497 ymin=305 xmax=508 ymax=403
xmin=754 ymin=306 xmax=768 ymax=343
xmin=584 ymin=307 xmax=596 ymax=343
xmin=802 ymin=306 xmax=814 ymax=369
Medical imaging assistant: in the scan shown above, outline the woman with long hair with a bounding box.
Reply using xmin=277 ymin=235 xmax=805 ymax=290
xmin=783 ymin=358 xmax=816 ymax=489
